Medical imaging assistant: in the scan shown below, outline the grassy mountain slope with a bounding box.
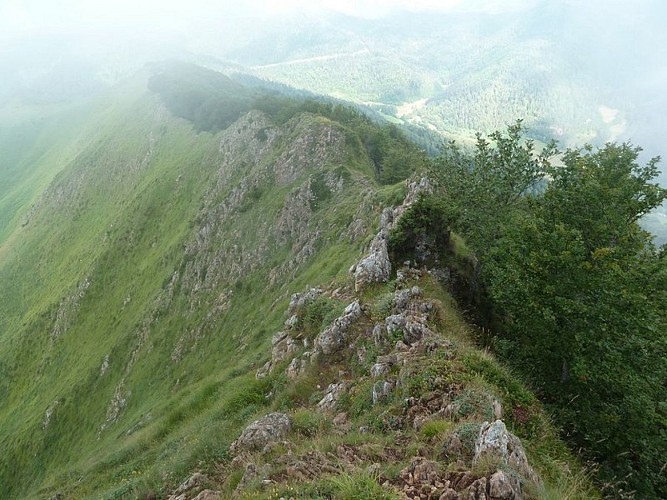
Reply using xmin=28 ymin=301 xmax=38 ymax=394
xmin=0 ymin=64 xmax=407 ymax=498
xmin=215 ymin=261 xmax=598 ymax=499
xmin=0 ymin=64 xmax=593 ymax=499
xmin=0 ymin=98 xmax=99 ymax=245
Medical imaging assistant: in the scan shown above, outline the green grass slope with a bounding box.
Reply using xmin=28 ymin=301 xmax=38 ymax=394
xmin=0 ymin=98 xmax=95 ymax=245
xmin=0 ymin=66 xmax=399 ymax=498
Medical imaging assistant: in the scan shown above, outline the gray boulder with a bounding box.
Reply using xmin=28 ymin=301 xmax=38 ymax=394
xmin=474 ymin=420 xmax=539 ymax=486
xmin=393 ymin=286 xmax=423 ymax=311
xmin=317 ymin=382 xmax=347 ymax=411
xmin=314 ymin=301 xmax=362 ymax=355
xmin=286 ymin=357 xmax=306 ymax=379
xmin=230 ymin=413 xmax=291 ymax=453
xmin=463 ymin=477 xmax=487 ymax=500
xmin=192 ymin=490 xmax=221 ymax=500
xmin=372 ymin=380 xmax=393 ymax=405
xmin=385 ymin=312 xmax=433 ymax=345
xmin=488 ymin=470 xmax=520 ymax=499
xmin=287 ymin=287 xmax=323 ymax=316
xmin=271 ymin=331 xmax=300 ymax=364
xmin=352 ymin=235 xmax=391 ymax=292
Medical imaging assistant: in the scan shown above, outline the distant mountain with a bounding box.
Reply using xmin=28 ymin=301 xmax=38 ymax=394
xmin=180 ymin=3 xmax=666 ymax=176
xmin=205 ymin=3 xmax=667 ymax=240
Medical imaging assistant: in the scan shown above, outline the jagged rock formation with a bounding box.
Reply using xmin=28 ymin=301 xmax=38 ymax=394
xmin=166 ymin=472 xmax=217 ymax=500
xmin=351 ymin=178 xmax=431 ymax=291
xmin=314 ymin=300 xmax=362 ymax=356
xmin=181 ymin=111 xmax=349 ymax=299
xmin=474 ymin=420 xmax=540 ymax=487
xmin=213 ymin=179 xmax=553 ymax=500
xmin=50 ymin=277 xmax=91 ymax=340
xmin=0 ymin=66 xmax=592 ymax=499
xmin=256 ymin=178 xmax=435 ymax=384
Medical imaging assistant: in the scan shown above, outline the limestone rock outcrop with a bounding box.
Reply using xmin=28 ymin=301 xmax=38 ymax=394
xmin=474 ymin=419 xmax=539 ymax=487
xmin=351 ymin=178 xmax=431 ymax=292
xmin=230 ymin=413 xmax=292 ymax=453
xmin=314 ymin=300 xmax=362 ymax=355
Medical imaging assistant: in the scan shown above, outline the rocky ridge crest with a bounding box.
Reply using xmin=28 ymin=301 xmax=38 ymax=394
xmin=167 ymin=178 xmax=548 ymax=499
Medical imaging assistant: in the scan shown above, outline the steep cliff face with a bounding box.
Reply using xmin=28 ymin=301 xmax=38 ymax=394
xmin=0 ymin=64 xmax=593 ymax=499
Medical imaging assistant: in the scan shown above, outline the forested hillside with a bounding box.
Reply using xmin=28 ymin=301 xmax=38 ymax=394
xmin=208 ymin=3 xmax=667 ymax=247
xmin=224 ymin=8 xmax=633 ymax=148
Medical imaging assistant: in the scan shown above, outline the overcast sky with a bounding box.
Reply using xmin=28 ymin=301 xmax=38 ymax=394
xmin=2 ymin=0 xmax=662 ymax=41
xmin=0 ymin=0 xmax=548 ymax=39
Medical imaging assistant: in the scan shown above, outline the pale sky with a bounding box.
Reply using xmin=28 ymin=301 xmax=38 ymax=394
xmin=0 ymin=0 xmax=541 ymax=39
xmin=2 ymin=0 xmax=659 ymax=41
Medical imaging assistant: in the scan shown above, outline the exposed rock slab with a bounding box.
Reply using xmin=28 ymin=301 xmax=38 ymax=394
xmin=317 ymin=382 xmax=347 ymax=411
xmin=474 ymin=420 xmax=539 ymax=486
xmin=230 ymin=413 xmax=291 ymax=453
xmin=352 ymin=234 xmax=391 ymax=292
xmin=314 ymin=300 xmax=362 ymax=355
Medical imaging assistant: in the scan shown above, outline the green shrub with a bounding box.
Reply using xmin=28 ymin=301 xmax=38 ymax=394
xmin=373 ymin=292 xmax=394 ymax=318
xmin=451 ymin=422 xmax=482 ymax=461
xmin=387 ymin=194 xmax=450 ymax=264
xmin=339 ymin=380 xmax=375 ymax=418
xmin=421 ymin=419 xmax=454 ymax=439
xmin=452 ymin=388 xmax=496 ymax=421
xmin=222 ymin=378 xmax=271 ymax=421
xmin=291 ymin=409 xmax=330 ymax=437
xmin=309 ymin=172 xmax=333 ymax=210
xmin=275 ymin=371 xmax=321 ymax=408
xmin=298 ymin=296 xmax=344 ymax=340
xmin=326 ymin=471 xmax=399 ymax=499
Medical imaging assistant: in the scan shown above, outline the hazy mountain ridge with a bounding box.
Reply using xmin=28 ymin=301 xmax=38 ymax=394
xmin=0 ymin=63 xmax=403 ymax=497
xmin=206 ymin=4 xmax=667 ymax=242
xmin=225 ymin=9 xmax=615 ymax=146
xmin=4 ymin=3 xmax=663 ymax=161
xmin=0 ymin=63 xmax=596 ymax=498
xmin=0 ymin=2 xmax=664 ymax=497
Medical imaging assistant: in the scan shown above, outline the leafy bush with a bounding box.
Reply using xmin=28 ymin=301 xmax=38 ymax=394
xmin=429 ymin=123 xmax=667 ymax=497
xmin=388 ymin=194 xmax=450 ymax=264
xmin=373 ymin=292 xmax=395 ymax=319
xmin=291 ymin=409 xmax=330 ymax=437
xmin=325 ymin=471 xmax=399 ymax=500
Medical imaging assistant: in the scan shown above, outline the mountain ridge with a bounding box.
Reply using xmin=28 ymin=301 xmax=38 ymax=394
xmin=0 ymin=63 xmax=596 ymax=499
xmin=0 ymin=64 xmax=407 ymax=497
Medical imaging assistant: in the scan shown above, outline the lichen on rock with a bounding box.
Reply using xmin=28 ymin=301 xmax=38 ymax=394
xmin=230 ymin=412 xmax=292 ymax=454
xmin=314 ymin=300 xmax=362 ymax=355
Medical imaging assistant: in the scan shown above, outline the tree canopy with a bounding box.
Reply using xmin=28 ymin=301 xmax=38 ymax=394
xmin=427 ymin=123 xmax=667 ymax=498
